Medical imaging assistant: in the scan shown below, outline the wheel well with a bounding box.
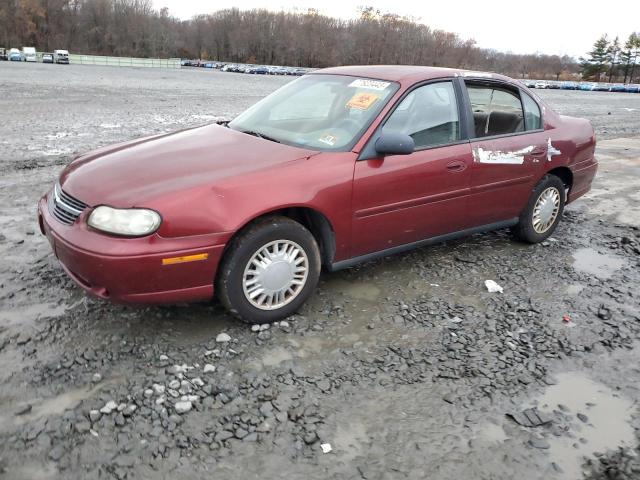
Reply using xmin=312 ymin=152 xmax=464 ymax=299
xmin=224 ymin=207 xmax=336 ymax=269
xmin=547 ymin=167 xmax=573 ymax=190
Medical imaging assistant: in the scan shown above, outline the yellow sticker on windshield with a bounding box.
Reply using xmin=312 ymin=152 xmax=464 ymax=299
xmin=346 ymin=92 xmax=380 ymax=110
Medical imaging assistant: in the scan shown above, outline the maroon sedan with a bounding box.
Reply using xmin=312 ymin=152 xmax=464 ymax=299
xmin=38 ymin=66 xmax=597 ymax=323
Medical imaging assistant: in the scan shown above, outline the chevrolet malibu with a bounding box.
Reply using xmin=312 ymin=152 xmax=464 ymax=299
xmin=38 ymin=66 xmax=598 ymax=323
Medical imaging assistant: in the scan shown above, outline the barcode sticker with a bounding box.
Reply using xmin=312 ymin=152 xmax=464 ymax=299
xmin=348 ymin=79 xmax=391 ymax=90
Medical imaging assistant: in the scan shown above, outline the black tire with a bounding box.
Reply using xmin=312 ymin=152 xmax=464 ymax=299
xmin=512 ymin=174 xmax=566 ymax=243
xmin=216 ymin=216 xmax=321 ymax=324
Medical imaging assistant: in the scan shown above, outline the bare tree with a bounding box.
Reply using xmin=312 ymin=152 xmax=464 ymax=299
xmin=0 ymin=0 xmax=588 ymax=79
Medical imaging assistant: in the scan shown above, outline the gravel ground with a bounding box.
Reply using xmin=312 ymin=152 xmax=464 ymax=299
xmin=1 ymin=63 xmax=640 ymax=480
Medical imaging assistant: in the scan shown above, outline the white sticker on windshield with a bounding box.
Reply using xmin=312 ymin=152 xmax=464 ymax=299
xmin=348 ymin=79 xmax=391 ymax=91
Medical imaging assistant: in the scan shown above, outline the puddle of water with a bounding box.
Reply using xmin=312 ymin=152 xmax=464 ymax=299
xmin=536 ymin=372 xmax=635 ymax=479
xmin=475 ymin=422 xmax=508 ymax=444
xmin=0 ymin=302 xmax=69 ymax=328
xmin=252 ymin=335 xmax=342 ymax=370
xmin=0 ymin=377 xmax=123 ymax=430
xmin=326 ymin=278 xmax=381 ymax=301
xmin=566 ymin=284 xmax=584 ymax=295
xmin=4 ymin=463 xmax=58 ymax=480
xmin=260 ymin=346 xmax=293 ymax=367
xmin=332 ymin=421 xmax=368 ymax=461
xmin=572 ymin=248 xmax=626 ymax=279
xmin=164 ymin=304 xmax=236 ymax=347
xmin=27 ymin=386 xmax=99 ymax=420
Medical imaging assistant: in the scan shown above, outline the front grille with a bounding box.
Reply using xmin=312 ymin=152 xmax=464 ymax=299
xmin=50 ymin=183 xmax=89 ymax=225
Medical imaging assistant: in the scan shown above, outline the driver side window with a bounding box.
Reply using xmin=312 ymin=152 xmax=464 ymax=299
xmin=382 ymin=81 xmax=460 ymax=149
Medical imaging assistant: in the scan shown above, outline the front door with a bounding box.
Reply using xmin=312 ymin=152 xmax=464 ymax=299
xmin=352 ymin=80 xmax=473 ymax=257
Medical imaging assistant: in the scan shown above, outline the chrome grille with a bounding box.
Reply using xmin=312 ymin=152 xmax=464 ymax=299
xmin=50 ymin=183 xmax=89 ymax=225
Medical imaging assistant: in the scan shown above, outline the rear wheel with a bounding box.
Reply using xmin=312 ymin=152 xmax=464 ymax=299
xmin=217 ymin=216 xmax=321 ymax=323
xmin=512 ymin=174 xmax=565 ymax=243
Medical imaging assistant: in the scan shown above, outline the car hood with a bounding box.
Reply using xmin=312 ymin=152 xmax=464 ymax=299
xmin=60 ymin=124 xmax=318 ymax=207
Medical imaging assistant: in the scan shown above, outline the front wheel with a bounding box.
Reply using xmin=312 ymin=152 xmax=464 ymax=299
xmin=216 ymin=216 xmax=321 ymax=323
xmin=512 ymin=174 xmax=565 ymax=243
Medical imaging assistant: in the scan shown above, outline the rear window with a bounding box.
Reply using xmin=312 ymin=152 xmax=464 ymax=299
xmin=467 ymin=84 xmax=524 ymax=138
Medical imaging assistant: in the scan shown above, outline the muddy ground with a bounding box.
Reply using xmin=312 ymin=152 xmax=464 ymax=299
xmin=1 ymin=63 xmax=640 ymax=480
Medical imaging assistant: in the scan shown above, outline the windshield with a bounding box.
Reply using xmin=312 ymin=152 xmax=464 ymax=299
xmin=229 ymin=74 xmax=399 ymax=151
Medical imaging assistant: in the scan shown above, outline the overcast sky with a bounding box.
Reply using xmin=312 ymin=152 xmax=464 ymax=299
xmin=153 ymin=0 xmax=636 ymax=58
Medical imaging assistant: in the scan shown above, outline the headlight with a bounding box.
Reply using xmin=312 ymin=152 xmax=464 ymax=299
xmin=88 ymin=206 xmax=161 ymax=237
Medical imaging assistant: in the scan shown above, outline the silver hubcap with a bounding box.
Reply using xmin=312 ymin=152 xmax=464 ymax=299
xmin=532 ymin=187 xmax=561 ymax=233
xmin=242 ymin=240 xmax=309 ymax=310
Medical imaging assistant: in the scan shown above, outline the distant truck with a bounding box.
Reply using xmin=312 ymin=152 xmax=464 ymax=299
xmin=54 ymin=49 xmax=69 ymax=64
xmin=22 ymin=46 xmax=37 ymax=62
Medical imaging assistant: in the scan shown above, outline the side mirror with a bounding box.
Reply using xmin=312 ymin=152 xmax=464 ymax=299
xmin=374 ymin=132 xmax=415 ymax=156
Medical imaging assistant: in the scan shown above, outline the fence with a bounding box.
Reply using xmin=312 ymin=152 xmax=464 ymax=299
xmin=67 ymin=54 xmax=181 ymax=68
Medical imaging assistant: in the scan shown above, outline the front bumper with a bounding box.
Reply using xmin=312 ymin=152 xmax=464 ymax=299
xmin=38 ymin=195 xmax=228 ymax=304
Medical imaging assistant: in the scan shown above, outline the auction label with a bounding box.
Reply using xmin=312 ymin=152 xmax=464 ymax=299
xmin=348 ymin=79 xmax=391 ymax=90
xmin=346 ymin=93 xmax=380 ymax=110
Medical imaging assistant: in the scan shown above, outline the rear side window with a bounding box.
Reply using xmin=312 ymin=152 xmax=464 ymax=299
xmin=467 ymin=84 xmax=524 ymax=138
xmin=521 ymin=93 xmax=542 ymax=130
xmin=383 ymin=81 xmax=460 ymax=149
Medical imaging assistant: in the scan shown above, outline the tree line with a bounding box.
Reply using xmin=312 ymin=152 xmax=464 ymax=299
xmin=0 ymin=0 xmax=612 ymax=81
xmin=581 ymin=33 xmax=640 ymax=83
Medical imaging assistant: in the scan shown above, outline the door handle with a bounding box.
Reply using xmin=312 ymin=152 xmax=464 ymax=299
xmin=528 ymin=147 xmax=547 ymax=157
xmin=446 ymin=160 xmax=467 ymax=172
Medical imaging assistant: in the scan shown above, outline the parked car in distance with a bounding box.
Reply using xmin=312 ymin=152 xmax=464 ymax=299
xmin=8 ymin=48 xmax=22 ymax=61
xmin=42 ymin=53 xmax=54 ymax=63
xmin=38 ymin=65 xmax=597 ymax=323
xmin=624 ymin=84 xmax=640 ymax=93
xmin=560 ymin=81 xmax=578 ymax=90
xmin=249 ymin=66 xmax=269 ymax=74
xmin=534 ymin=81 xmax=548 ymax=89
xmin=0 ymin=47 xmax=7 ymax=60
xmin=578 ymin=82 xmax=596 ymax=91
xmin=54 ymin=49 xmax=69 ymax=64
xmin=22 ymin=46 xmax=37 ymax=62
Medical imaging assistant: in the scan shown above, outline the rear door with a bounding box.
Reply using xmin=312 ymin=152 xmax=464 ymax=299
xmin=463 ymin=80 xmax=547 ymax=226
xmin=352 ymin=80 xmax=473 ymax=257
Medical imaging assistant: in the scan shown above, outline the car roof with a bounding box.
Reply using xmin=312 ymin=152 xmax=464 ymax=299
xmin=311 ymin=65 xmax=515 ymax=85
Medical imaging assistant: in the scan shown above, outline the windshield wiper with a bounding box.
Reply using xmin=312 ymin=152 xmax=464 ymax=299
xmin=240 ymin=129 xmax=281 ymax=144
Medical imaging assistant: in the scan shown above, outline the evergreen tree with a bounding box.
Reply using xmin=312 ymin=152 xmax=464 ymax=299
xmin=627 ymin=33 xmax=640 ymax=84
xmin=607 ymin=36 xmax=620 ymax=82
xmin=620 ymin=34 xmax=635 ymax=83
xmin=580 ymin=35 xmax=610 ymax=81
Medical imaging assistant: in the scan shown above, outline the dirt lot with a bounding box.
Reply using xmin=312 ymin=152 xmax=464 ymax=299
xmin=1 ymin=63 xmax=640 ymax=480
